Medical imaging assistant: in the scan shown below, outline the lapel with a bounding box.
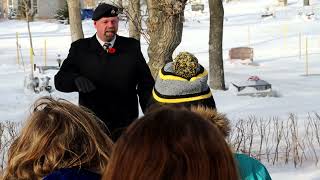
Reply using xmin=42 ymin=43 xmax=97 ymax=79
xmin=88 ymin=34 xmax=105 ymax=56
xmin=112 ymin=35 xmax=122 ymax=54
xmin=88 ymin=34 xmax=122 ymax=58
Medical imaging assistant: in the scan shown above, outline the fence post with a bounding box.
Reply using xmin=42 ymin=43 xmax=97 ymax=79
xmin=16 ymin=32 xmax=20 ymax=65
xmin=30 ymin=48 xmax=34 ymax=78
xmin=283 ymin=24 xmax=288 ymax=50
xmin=44 ymin=39 xmax=47 ymax=66
xmin=299 ymin=32 xmax=301 ymax=60
xmin=305 ymin=37 xmax=308 ymax=76
xmin=248 ymin=25 xmax=250 ymax=47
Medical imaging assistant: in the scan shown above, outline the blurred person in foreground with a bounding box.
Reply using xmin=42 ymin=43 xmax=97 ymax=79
xmin=2 ymin=96 xmax=113 ymax=180
xmin=103 ymin=106 xmax=239 ymax=180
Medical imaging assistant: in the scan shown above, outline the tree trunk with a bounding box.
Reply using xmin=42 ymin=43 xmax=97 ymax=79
xmin=83 ymin=0 xmax=95 ymax=8
xmin=26 ymin=17 xmax=34 ymax=54
xmin=208 ymin=0 xmax=225 ymax=90
xmin=146 ymin=0 xmax=186 ymax=78
xmin=22 ymin=0 xmax=34 ymax=55
xmin=128 ymin=0 xmax=141 ymax=40
xmin=24 ymin=0 xmax=35 ymax=77
xmin=304 ymin=0 xmax=310 ymax=6
xmin=278 ymin=0 xmax=287 ymax=6
xmin=118 ymin=0 xmax=123 ymax=7
xmin=67 ymin=0 xmax=84 ymax=42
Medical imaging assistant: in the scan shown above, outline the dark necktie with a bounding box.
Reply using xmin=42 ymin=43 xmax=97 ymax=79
xmin=103 ymin=42 xmax=111 ymax=50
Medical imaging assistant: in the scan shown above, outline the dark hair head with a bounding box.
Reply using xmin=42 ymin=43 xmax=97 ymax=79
xmin=103 ymin=105 xmax=238 ymax=180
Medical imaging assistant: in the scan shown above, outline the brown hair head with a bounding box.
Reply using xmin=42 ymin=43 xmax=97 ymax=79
xmin=3 ymin=96 xmax=113 ymax=180
xmin=103 ymin=105 xmax=239 ymax=180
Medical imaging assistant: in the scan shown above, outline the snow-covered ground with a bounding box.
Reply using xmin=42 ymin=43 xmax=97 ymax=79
xmin=1 ymin=0 xmax=320 ymax=178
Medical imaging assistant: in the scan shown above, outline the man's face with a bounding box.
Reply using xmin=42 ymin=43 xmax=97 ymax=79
xmin=94 ymin=16 xmax=119 ymax=42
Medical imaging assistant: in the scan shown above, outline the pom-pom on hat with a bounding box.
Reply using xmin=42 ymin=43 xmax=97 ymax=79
xmin=173 ymin=52 xmax=199 ymax=80
xmin=92 ymin=3 xmax=119 ymax=21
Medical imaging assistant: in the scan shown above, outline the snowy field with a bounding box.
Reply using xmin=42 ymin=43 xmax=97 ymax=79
xmin=1 ymin=0 xmax=320 ymax=179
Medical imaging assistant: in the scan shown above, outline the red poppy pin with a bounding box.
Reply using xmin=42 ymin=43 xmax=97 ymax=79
xmin=108 ymin=48 xmax=116 ymax=54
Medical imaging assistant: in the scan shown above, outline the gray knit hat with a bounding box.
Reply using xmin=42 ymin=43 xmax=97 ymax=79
xmin=152 ymin=58 xmax=216 ymax=109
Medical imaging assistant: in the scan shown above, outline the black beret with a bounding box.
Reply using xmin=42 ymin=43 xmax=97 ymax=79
xmin=92 ymin=3 xmax=119 ymax=21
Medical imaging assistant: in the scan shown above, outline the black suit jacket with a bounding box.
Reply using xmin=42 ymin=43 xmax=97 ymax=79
xmin=54 ymin=35 xmax=154 ymax=140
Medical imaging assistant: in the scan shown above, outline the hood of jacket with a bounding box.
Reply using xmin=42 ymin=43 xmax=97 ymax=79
xmin=190 ymin=105 xmax=230 ymax=138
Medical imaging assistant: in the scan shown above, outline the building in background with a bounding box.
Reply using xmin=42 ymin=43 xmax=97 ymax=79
xmin=37 ymin=0 xmax=64 ymax=19
xmin=0 ymin=0 xmax=107 ymax=19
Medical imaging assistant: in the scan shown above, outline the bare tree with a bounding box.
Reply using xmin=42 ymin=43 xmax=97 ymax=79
xmin=305 ymin=114 xmax=318 ymax=165
xmin=67 ymin=0 xmax=84 ymax=42
xmin=234 ymin=119 xmax=245 ymax=152
xmin=146 ymin=0 xmax=187 ymax=78
xmin=289 ymin=113 xmax=301 ymax=168
xmin=257 ymin=118 xmax=270 ymax=161
xmin=0 ymin=122 xmax=4 ymax=171
xmin=279 ymin=0 xmax=288 ymax=6
xmin=19 ymin=0 xmax=36 ymax=55
xmin=264 ymin=117 xmax=273 ymax=162
xmin=0 ymin=121 xmax=20 ymax=171
xmin=246 ymin=117 xmax=256 ymax=156
xmin=128 ymin=0 xmax=141 ymax=40
xmin=118 ymin=0 xmax=123 ymax=8
xmin=314 ymin=113 xmax=320 ymax=149
xmin=272 ymin=118 xmax=284 ymax=165
xmin=83 ymin=0 xmax=96 ymax=7
xmin=208 ymin=0 xmax=226 ymax=90
xmin=284 ymin=119 xmax=292 ymax=164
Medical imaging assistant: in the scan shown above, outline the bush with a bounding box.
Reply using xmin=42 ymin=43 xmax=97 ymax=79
xmin=16 ymin=0 xmax=35 ymax=21
xmin=1 ymin=112 xmax=319 ymax=169
xmin=55 ymin=1 xmax=69 ymax=24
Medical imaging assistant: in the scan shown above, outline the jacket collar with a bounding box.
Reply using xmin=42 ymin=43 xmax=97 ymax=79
xmin=95 ymin=34 xmax=116 ymax=48
xmin=89 ymin=34 xmax=122 ymax=55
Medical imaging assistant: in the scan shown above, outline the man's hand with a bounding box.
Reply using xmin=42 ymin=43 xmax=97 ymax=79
xmin=75 ymin=76 xmax=96 ymax=93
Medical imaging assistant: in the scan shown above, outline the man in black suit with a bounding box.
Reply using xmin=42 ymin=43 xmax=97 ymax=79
xmin=54 ymin=3 xmax=154 ymax=141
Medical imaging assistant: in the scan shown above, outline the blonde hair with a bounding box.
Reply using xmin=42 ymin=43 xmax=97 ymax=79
xmin=3 ymin=96 xmax=113 ymax=180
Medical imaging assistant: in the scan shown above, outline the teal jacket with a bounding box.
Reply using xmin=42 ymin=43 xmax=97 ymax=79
xmin=235 ymin=153 xmax=272 ymax=180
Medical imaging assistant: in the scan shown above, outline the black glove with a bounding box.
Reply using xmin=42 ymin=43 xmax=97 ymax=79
xmin=74 ymin=76 xmax=96 ymax=93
